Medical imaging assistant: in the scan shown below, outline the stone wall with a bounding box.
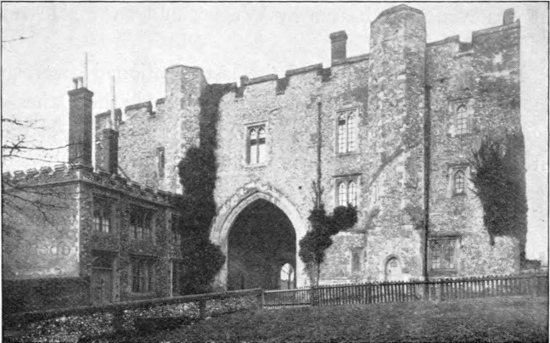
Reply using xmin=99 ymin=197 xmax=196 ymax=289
xmin=87 ymin=4 xmax=522 ymax=287
xmin=425 ymin=15 xmax=521 ymax=276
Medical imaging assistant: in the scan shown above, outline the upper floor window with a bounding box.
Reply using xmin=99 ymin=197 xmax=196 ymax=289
xmin=453 ymin=170 xmax=465 ymax=195
xmin=130 ymin=206 xmax=153 ymax=240
xmin=336 ymin=177 xmax=359 ymax=207
xmin=156 ymin=147 xmax=165 ymax=178
xmin=429 ymin=237 xmax=459 ymax=273
xmin=455 ymin=104 xmax=471 ymax=135
xmin=247 ymin=124 xmax=266 ymax=165
xmin=93 ymin=198 xmax=112 ymax=233
xmin=337 ymin=108 xmax=358 ymax=154
xmin=170 ymin=214 xmax=183 ymax=245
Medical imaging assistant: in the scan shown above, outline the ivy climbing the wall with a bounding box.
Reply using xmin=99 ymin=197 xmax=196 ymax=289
xmin=177 ymin=83 xmax=233 ymax=294
xmin=470 ymin=131 xmax=527 ymax=262
xmin=299 ymin=184 xmax=357 ymax=286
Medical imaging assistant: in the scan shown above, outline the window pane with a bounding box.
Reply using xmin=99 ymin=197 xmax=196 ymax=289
xmin=338 ymin=114 xmax=347 ymax=153
xmin=338 ymin=182 xmax=347 ymax=206
xmin=454 ymin=171 xmax=465 ymax=194
xmin=348 ymin=181 xmax=357 ymax=207
xmin=347 ymin=112 xmax=356 ymax=152
xmin=456 ymin=105 xmax=469 ymax=135
xmin=249 ymin=129 xmax=258 ymax=163
xmin=258 ymin=128 xmax=266 ymax=163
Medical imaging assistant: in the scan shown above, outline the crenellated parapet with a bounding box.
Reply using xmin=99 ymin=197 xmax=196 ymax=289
xmin=4 ymin=163 xmax=184 ymax=207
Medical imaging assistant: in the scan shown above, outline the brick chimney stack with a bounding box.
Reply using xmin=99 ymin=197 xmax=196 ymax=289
xmin=330 ymin=31 xmax=348 ymax=63
xmin=95 ymin=128 xmax=118 ymax=174
xmin=68 ymin=77 xmax=93 ymax=167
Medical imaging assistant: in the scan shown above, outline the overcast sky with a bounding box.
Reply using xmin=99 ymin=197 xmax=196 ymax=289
xmin=2 ymin=2 xmax=548 ymax=261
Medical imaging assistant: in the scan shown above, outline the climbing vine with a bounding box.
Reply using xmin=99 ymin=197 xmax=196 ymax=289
xmin=177 ymin=83 xmax=233 ymax=294
xmin=470 ymin=131 xmax=527 ymax=261
xmin=299 ymin=182 xmax=357 ymax=286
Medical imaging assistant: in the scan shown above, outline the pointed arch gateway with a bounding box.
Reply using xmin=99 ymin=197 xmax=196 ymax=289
xmin=210 ymin=184 xmax=308 ymax=290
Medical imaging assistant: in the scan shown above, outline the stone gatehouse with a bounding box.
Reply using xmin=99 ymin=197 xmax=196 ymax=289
xmin=4 ymin=4 xmax=522 ymax=303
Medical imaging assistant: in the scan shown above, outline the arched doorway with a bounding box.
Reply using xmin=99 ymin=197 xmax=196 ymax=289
xmin=227 ymin=199 xmax=296 ymax=290
xmin=385 ymin=256 xmax=403 ymax=281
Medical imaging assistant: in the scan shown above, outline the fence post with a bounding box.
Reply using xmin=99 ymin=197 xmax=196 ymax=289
xmin=439 ymin=280 xmax=444 ymax=302
xmin=199 ymin=299 xmax=206 ymax=319
xmin=113 ymin=308 xmax=124 ymax=334
xmin=258 ymin=290 xmax=265 ymax=309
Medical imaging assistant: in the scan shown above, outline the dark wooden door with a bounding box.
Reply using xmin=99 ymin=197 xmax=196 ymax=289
xmin=92 ymin=268 xmax=113 ymax=304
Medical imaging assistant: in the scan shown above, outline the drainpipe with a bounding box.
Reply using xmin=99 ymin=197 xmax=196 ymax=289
xmin=423 ymin=85 xmax=432 ymax=288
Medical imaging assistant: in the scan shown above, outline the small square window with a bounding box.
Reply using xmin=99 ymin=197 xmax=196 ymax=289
xmin=429 ymin=237 xmax=459 ymax=273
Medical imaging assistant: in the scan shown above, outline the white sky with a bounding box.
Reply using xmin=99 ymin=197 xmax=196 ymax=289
xmin=2 ymin=2 xmax=548 ymax=261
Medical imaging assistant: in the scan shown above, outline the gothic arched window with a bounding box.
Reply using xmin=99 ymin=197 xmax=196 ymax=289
xmin=247 ymin=125 xmax=267 ymax=164
xmin=338 ymin=182 xmax=347 ymax=206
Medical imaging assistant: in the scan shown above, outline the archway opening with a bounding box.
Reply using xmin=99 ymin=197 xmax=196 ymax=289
xmin=227 ymin=199 xmax=296 ymax=290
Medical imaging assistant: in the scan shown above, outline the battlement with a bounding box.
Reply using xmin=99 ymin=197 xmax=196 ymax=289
xmin=87 ymin=5 xmax=519 ymax=133
xmin=3 ymin=164 xmax=183 ymax=207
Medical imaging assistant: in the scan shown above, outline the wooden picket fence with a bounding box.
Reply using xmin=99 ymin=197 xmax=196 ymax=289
xmin=263 ymin=273 xmax=548 ymax=307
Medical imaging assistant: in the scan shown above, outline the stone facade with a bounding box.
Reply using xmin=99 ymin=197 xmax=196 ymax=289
xmin=3 ymin=165 xmax=184 ymax=311
xmin=4 ymin=4 xmax=523 ymax=302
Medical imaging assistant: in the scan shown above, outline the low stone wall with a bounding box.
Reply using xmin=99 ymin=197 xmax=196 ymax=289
xmin=3 ymin=289 xmax=261 ymax=342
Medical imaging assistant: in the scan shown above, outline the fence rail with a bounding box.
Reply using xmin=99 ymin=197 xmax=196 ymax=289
xmin=263 ymin=273 xmax=548 ymax=307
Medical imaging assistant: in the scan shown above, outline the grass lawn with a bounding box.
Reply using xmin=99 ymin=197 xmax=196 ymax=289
xmin=113 ymin=297 xmax=548 ymax=342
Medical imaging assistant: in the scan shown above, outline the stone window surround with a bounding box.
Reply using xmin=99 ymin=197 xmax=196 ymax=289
xmin=129 ymin=204 xmax=156 ymax=242
xmin=243 ymin=120 xmax=268 ymax=167
xmin=336 ymin=106 xmax=360 ymax=155
xmin=428 ymin=234 xmax=461 ymax=275
xmin=449 ymin=99 xmax=474 ymax=138
xmin=92 ymin=195 xmax=115 ymax=234
xmin=130 ymin=255 xmax=156 ymax=294
xmin=334 ymin=173 xmax=361 ymax=208
xmin=446 ymin=163 xmax=471 ymax=198
xmin=351 ymin=247 xmax=364 ymax=274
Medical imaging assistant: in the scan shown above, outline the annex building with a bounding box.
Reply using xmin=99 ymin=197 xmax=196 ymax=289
xmin=3 ymin=5 xmax=523 ymax=310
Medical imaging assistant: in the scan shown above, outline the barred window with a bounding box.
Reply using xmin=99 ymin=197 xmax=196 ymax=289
xmin=455 ymin=105 xmax=470 ymax=135
xmin=454 ymin=170 xmax=465 ymax=195
xmin=337 ymin=108 xmax=359 ymax=154
xmin=131 ymin=258 xmax=154 ymax=293
xmin=130 ymin=207 xmax=154 ymax=240
xmin=93 ymin=199 xmax=112 ymax=233
xmin=247 ymin=125 xmax=266 ymax=164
